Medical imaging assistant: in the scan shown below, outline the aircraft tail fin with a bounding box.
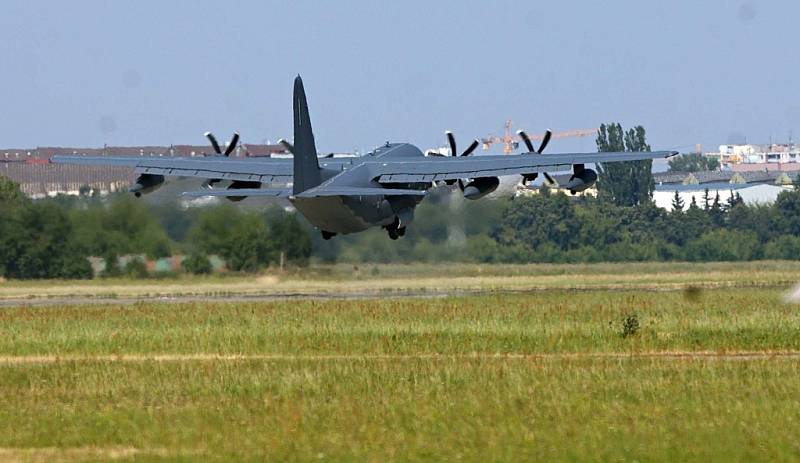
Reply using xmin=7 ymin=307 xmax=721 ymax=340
xmin=286 ymin=75 xmax=322 ymax=195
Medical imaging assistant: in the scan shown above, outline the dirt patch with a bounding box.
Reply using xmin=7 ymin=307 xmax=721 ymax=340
xmin=255 ymin=275 xmax=279 ymax=285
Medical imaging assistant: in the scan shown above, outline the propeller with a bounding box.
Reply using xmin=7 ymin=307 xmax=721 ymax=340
xmin=204 ymin=131 xmax=240 ymax=157
xmin=517 ymin=129 xmax=555 ymax=186
xmin=430 ymin=131 xmax=479 ymax=185
xmin=201 ymin=131 xmax=239 ymax=189
xmin=447 ymin=131 xmax=480 ymax=158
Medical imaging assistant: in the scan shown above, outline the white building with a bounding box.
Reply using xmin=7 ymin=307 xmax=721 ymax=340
xmin=654 ymin=183 xmax=790 ymax=212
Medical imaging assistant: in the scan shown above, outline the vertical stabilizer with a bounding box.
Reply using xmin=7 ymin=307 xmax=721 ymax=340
xmin=290 ymin=75 xmax=321 ymax=194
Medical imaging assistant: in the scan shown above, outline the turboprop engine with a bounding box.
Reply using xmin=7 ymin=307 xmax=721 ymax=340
xmin=563 ymin=164 xmax=597 ymax=194
xmin=461 ymin=177 xmax=500 ymax=200
xmin=130 ymin=174 xmax=165 ymax=197
xmin=427 ymin=131 xmax=500 ymax=200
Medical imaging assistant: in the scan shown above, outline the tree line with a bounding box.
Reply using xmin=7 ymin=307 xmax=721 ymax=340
xmin=2 ymin=123 xmax=799 ymax=278
xmin=0 ymin=177 xmax=311 ymax=279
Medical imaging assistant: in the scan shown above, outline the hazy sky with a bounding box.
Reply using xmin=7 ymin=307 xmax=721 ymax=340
xmin=0 ymin=1 xmax=796 ymax=154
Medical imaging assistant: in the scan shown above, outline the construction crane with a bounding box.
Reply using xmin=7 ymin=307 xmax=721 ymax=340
xmin=480 ymin=119 xmax=598 ymax=154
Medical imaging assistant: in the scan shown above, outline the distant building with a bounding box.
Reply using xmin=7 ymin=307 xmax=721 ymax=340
xmin=652 ymin=169 xmax=795 ymax=211
xmin=705 ymin=143 xmax=800 ymax=168
xmin=654 ymin=183 xmax=789 ymax=211
xmin=1 ymin=143 xmax=293 ymax=197
xmin=515 ymin=173 xmax=597 ymax=198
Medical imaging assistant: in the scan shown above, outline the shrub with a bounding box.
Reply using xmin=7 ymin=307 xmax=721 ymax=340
xmin=685 ymin=229 xmax=760 ymax=261
xmin=763 ymin=235 xmax=800 ymax=260
xmin=123 ymin=258 xmax=149 ymax=278
xmin=183 ymin=253 xmax=213 ymax=275
xmin=621 ymin=313 xmax=640 ymax=338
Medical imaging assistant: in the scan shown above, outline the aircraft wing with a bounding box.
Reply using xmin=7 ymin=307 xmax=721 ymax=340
xmin=369 ymin=151 xmax=677 ymax=183
xmin=296 ymin=187 xmax=426 ymax=198
xmin=49 ymin=155 xmax=300 ymax=183
xmin=181 ymin=188 xmax=292 ymax=198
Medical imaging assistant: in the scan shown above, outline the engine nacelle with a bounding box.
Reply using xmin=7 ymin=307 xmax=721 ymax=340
xmin=563 ymin=168 xmax=597 ymax=193
xmin=129 ymin=174 xmax=165 ymax=197
xmin=462 ymin=177 xmax=500 ymax=200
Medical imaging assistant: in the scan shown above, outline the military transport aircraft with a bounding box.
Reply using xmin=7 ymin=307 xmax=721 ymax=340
xmin=52 ymin=76 xmax=676 ymax=240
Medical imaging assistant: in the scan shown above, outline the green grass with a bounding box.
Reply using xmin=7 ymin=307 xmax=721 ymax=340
xmin=1 ymin=287 xmax=799 ymax=461
xmin=3 ymin=260 xmax=800 ymax=300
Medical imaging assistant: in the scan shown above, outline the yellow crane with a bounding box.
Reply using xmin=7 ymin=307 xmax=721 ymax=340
xmin=481 ymin=119 xmax=598 ymax=154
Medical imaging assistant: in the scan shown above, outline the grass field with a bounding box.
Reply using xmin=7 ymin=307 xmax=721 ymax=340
xmin=3 ymin=261 xmax=800 ymax=301
xmin=1 ymin=274 xmax=800 ymax=461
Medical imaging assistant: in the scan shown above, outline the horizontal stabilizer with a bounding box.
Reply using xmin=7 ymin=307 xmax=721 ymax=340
xmin=181 ymin=188 xmax=291 ymax=198
xmin=296 ymin=187 xmax=426 ymax=198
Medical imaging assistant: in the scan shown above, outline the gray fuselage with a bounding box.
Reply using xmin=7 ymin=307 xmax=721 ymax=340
xmin=289 ymin=143 xmax=427 ymax=234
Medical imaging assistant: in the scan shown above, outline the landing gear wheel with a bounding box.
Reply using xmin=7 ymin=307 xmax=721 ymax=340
xmin=321 ymin=230 xmax=337 ymax=240
xmin=397 ymin=227 xmax=406 ymax=237
xmin=388 ymin=229 xmax=399 ymax=240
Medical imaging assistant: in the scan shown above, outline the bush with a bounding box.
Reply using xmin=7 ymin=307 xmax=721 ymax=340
xmin=621 ymin=313 xmax=640 ymax=338
xmin=183 ymin=253 xmax=213 ymax=275
xmin=763 ymin=235 xmax=800 ymax=260
xmin=123 ymin=258 xmax=149 ymax=278
xmin=685 ymin=230 xmax=761 ymax=262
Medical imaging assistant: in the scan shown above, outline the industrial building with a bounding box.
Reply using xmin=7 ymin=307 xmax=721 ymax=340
xmin=653 ymin=170 xmax=796 ymax=211
xmin=1 ymin=144 xmax=288 ymax=198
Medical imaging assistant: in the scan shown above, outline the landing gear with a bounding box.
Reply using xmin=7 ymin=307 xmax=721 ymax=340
xmin=384 ymin=217 xmax=406 ymax=240
xmin=321 ymin=230 xmax=337 ymax=240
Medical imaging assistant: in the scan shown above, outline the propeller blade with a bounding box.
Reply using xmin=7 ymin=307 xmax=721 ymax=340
xmin=538 ymin=129 xmax=552 ymax=154
xmin=278 ymin=138 xmax=295 ymax=154
xmin=446 ymin=131 xmax=457 ymax=157
xmin=543 ymin=172 xmax=555 ymax=185
xmin=521 ymin=173 xmax=538 ymax=186
xmin=205 ymin=132 xmax=222 ymax=155
xmin=223 ymin=132 xmax=240 ymax=157
xmin=517 ymin=130 xmax=535 ymax=152
xmin=461 ymin=139 xmax=479 ymax=157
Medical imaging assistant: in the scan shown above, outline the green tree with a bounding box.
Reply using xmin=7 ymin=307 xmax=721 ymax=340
xmin=774 ymin=188 xmax=800 ymax=236
xmin=3 ymin=202 xmax=92 ymax=279
xmin=667 ymin=153 xmax=720 ymax=172
xmin=0 ymin=176 xmax=27 ymax=203
xmin=492 ymin=192 xmax=580 ymax=260
xmin=69 ymin=196 xmax=171 ymax=258
xmin=709 ymin=192 xmax=725 ymax=227
xmin=182 ymin=253 xmax=213 ymax=274
xmin=265 ymin=207 xmax=312 ymax=266
xmin=596 ymin=123 xmax=654 ymax=206
xmin=670 ymin=190 xmax=685 ymax=212
xmin=685 ymin=230 xmax=760 ymax=261
xmin=763 ymin=235 xmax=800 ymax=260
xmin=188 ymin=205 xmax=275 ymax=272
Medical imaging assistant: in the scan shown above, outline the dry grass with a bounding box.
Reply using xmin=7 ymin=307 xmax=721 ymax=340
xmin=2 ymin=261 xmax=800 ymax=301
xmin=1 ymin=277 xmax=799 ymax=460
